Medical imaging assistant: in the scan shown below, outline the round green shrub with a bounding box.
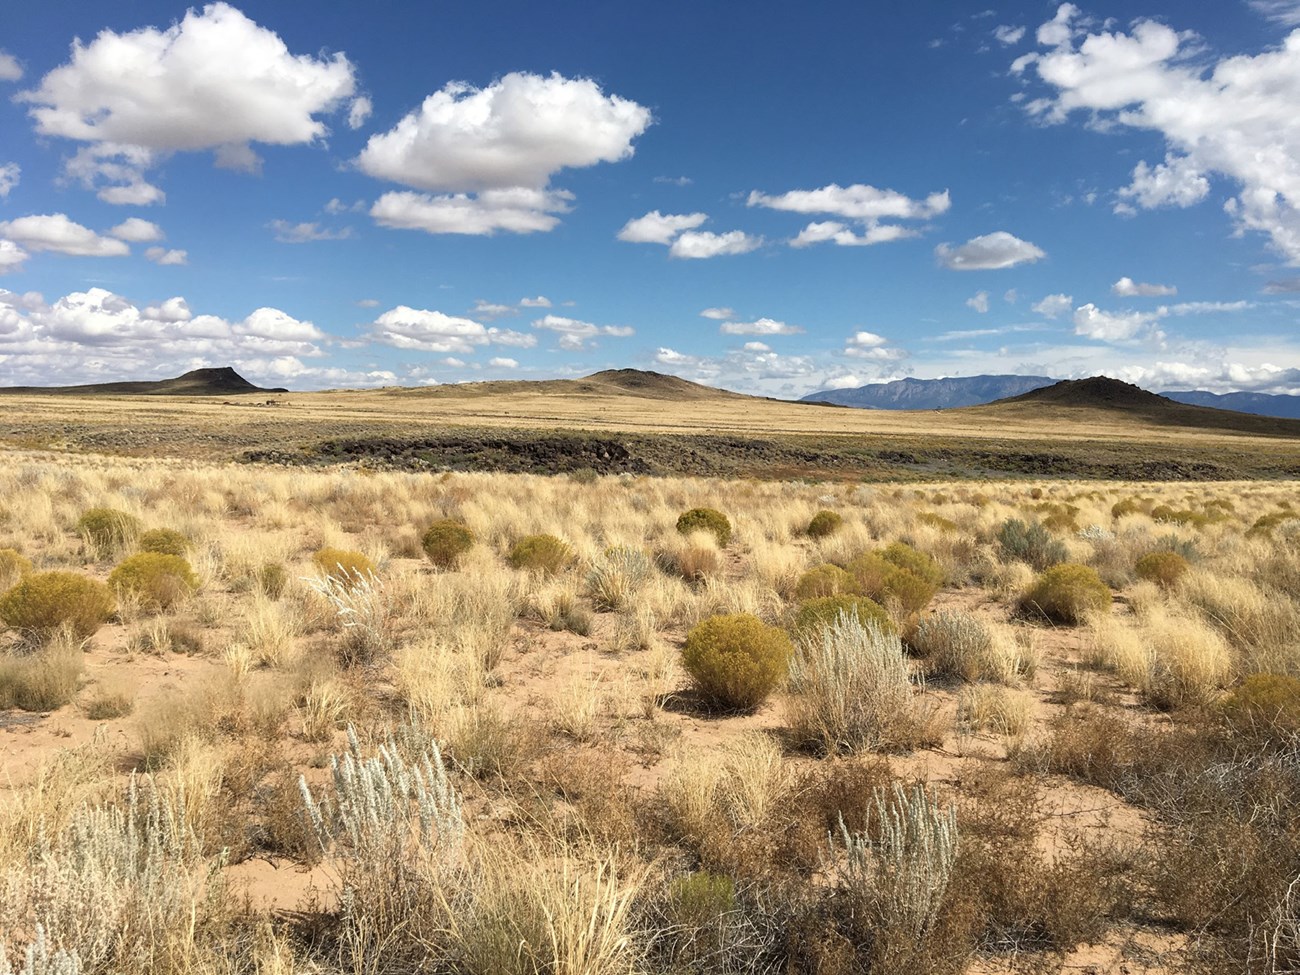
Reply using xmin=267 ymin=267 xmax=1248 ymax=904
xmin=879 ymin=567 xmax=940 ymax=616
xmin=507 ymin=534 xmax=573 ymax=575
xmin=879 ymin=542 xmax=944 ymax=588
xmin=0 ymin=571 xmax=114 ymax=641
xmin=675 ymin=508 xmax=732 ymax=547
xmin=793 ymin=595 xmax=895 ymax=636
xmin=0 ymin=548 xmax=34 ymax=588
xmin=682 ymin=613 xmax=792 ymax=712
xmin=137 ymin=528 xmax=192 ymax=558
xmin=311 ymin=548 xmax=376 ymax=583
xmin=421 ymin=519 xmax=475 ymax=570
xmin=1220 ymin=673 xmax=1300 ymax=743
xmin=806 ymin=510 xmax=843 ymax=539
xmin=1135 ymin=551 xmax=1190 ymax=589
xmin=76 ymin=507 xmax=142 ymax=554
xmin=793 ymin=563 xmax=857 ymax=601
xmin=108 ymin=553 xmax=198 ymax=610
xmin=846 ymin=551 xmax=939 ymax=615
xmin=1020 ymin=563 xmax=1111 ymax=624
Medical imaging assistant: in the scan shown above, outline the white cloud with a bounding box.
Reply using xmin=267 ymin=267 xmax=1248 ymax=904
xmin=143 ymin=297 xmax=191 ymax=322
xmin=519 ymin=296 xmax=551 ymax=308
xmin=1167 ymin=300 xmax=1253 ymax=315
xmin=347 ymin=95 xmax=372 ymax=130
xmin=369 ymin=187 xmax=572 ymax=235
xmin=669 ymin=230 xmax=762 ymax=259
xmin=617 ymin=210 xmax=707 ymax=244
xmin=144 ymin=246 xmax=187 ymax=266
xmin=1018 ymin=9 xmax=1300 ymax=262
xmin=1072 ymin=302 xmax=1164 ymax=342
xmin=700 ymin=307 xmax=735 ymax=320
xmin=486 ymin=328 xmax=537 ymax=348
xmin=325 ymin=198 xmax=365 ymax=214
xmin=488 ymin=357 xmax=518 ymax=369
xmin=994 ymin=25 xmax=1027 ymax=45
xmin=0 ymin=51 xmax=22 ymax=82
xmin=749 ymin=182 xmax=948 ymax=248
xmin=18 ymin=3 xmax=357 ymax=203
xmin=743 ymin=341 xmax=770 ymax=352
xmin=1004 ymin=289 xmax=1019 ymax=303
xmin=268 ymin=220 xmax=353 ymax=243
xmin=1249 ymin=1 xmax=1300 ymax=26
xmin=719 ymin=318 xmax=803 ymax=336
xmin=357 ymin=71 xmax=649 ymax=236
xmin=0 ymin=163 xmax=18 ymax=198
xmin=0 ymin=240 xmax=27 ymax=275
xmin=369 ymin=306 xmax=489 ymax=354
xmin=236 ymin=307 xmax=324 ymax=341
xmin=532 ymin=313 xmax=633 ymax=350
xmin=654 ymin=347 xmax=699 ymax=367
xmin=108 ymin=218 xmax=164 ymax=243
xmin=471 ymin=300 xmax=515 ymax=320
xmin=966 ymin=290 xmax=991 ymax=313
xmin=654 ymin=175 xmax=692 ymax=186
xmin=1033 ymin=292 xmax=1073 ymax=318
xmin=355 ymin=298 xmax=380 ymax=308
xmin=936 ymin=231 xmax=1046 ymax=270
xmin=0 ymin=214 xmax=129 ymax=256
xmin=843 ymin=330 xmax=905 ymax=360
xmin=1112 ymin=276 xmax=1176 ymax=297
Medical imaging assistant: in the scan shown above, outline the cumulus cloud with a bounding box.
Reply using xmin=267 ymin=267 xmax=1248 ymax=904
xmin=144 ymin=247 xmax=187 ymax=266
xmin=617 ymin=210 xmax=708 ymax=244
xmin=17 ymin=3 xmax=357 ymax=204
xmin=108 ymin=218 xmax=164 ymax=243
xmin=0 ymin=51 xmax=21 ymax=82
xmin=369 ymin=306 xmax=490 ymax=354
xmin=370 ymin=187 xmax=573 ymax=236
xmin=471 ymin=300 xmax=515 ymax=320
xmin=357 ymin=71 xmax=650 ymax=235
xmin=966 ymin=290 xmax=990 ymax=313
xmin=0 ymin=240 xmax=28 ymax=275
xmin=488 ymin=356 xmax=518 ymax=369
xmin=347 ymin=95 xmax=372 ymax=130
xmin=1033 ymin=292 xmax=1073 ymax=318
xmin=654 ymin=347 xmax=700 ymax=367
xmin=519 ymin=296 xmax=551 ymax=308
xmin=749 ymin=183 xmax=949 ymax=248
xmin=0 ymin=213 xmax=129 ymax=257
xmin=268 ymin=220 xmax=353 ymax=243
xmin=1072 ymin=303 xmax=1164 ymax=342
xmin=718 ymin=318 xmax=803 ymax=336
xmin=700 ymin=307 xmax=735 ymax=320
xmin=532 ymin=313 xmax=633 ymax=350
xmin=1015 ymin=6 xmax=1300 ymax=262
xmin=1113 ymin=276 xmax=1176 ymax=297
xmin=669 ymin=230 xmax=762 ymax=259
xmin=843 ymin=330 xmax=905 ymax=360
xmin=0 ymin=163 xmax=18 ymax=198
xmin=936 ymin=231 xmax=1045 ymax=270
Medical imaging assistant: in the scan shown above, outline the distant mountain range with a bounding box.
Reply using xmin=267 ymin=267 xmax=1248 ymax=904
xmin=802 ymin=375 xmax=1300 ymax=420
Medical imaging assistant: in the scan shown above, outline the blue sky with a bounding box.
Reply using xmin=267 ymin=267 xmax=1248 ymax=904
xmin=1 ymin=0 xmax=1299 ymax=396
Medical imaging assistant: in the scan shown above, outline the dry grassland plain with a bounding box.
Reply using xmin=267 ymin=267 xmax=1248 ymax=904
xmin=1 ymin=387 xmax=1300 ymax=974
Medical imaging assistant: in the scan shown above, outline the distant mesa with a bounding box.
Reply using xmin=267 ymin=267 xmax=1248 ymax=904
xmin=993 ymin=376 xmax=1171 ymax=410
xmin=0 ymin=366 xmax=288 ymax=397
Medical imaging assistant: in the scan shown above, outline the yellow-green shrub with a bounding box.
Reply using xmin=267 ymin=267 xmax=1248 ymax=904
xmin=794 ymin=564 xmax=857 ymax=601
xmin=675 ymin=508 xmax=732 ymax=546
xmin=879 ymin=542 xmax=945 ymax=588
xmin=0 ymin=547 xmax=33 ymax=589
xmin=76 ymin=507 xmax=142 ymax=555
xmin=421 ymin=519 xmax=475 ymax=569
xmin=1020 ymin=564 xmax=1111 ymax=624
xmin=507 ymin=534 xmax=573 ymax=575
xmin=0 ymin=571 xmax=114 ymax=641
xmin=793 ymin=595 xmax=895 ymax=636
xmin=311 ymin=548 xmax=376 ymax=582
xmin=1220 ymin=673 xmax=1300 ymax=743
xmin=847 ymin=551 xmax=940 ymax=615
xmin=682 ymin=613 xmax=792 ymax=712
xmin=108 ymin=552 xmax=198 ymax=610
xmin=807 ymin=510 xmax=843 ymax=539
xmin=1135 ymin=551 xmax=1190 ymax=589
xmin=137 ymin=528 xmax=192 ymax=557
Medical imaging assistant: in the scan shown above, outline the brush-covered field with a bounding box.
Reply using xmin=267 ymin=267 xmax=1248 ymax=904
xmin=2 ymin=453 xmax=1299 ymax=974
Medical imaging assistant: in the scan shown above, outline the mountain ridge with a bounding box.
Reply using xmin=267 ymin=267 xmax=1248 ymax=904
xmin=0 ymin=367 xmax=289 ymax=396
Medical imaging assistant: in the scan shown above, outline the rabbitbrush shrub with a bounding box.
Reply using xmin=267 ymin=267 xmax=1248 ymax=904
xmin=676 ymin=507 xmax=732 ymax=546
xmin=1020 ymin=564 xmax=1110 ymax=624
xmin=0 ymin=547 xmax=33 ymax=589
xmin=1220 ymin=673 xmax=1300 ymax=744
xmin=421 ymin=519 xmax=475 ymax=569
xmin=108 ymin=552 xmax=198 ymax=610
xmin=1135 ymin=550 xmax=1190 ymax=589
xmin=507 ymin=534 xmax=573 ymax=575
xmin=137 ymin=528 xmax=191 ymax=557
xmin=794 ymin=594 xmax=895 ymax=636
xmin=682 ymin=613 xmax=791 ymax=712
xmin=76 ymin=507 xmax=142 ymax=556
xmin=0 ymin=571 xmax=114 ymax=642
xmin=312 ymin=547 xmax=376 ymax=581
xmin=847 ymin=552 xmax=939 ymax=615
xmin=807 ymin=510 xmax=844 ymax=538
xmin=794 ymin=563 xmax=857 ymax=600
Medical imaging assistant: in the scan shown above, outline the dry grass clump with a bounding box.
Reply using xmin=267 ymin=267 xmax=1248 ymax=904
xmin=1178 ymin=569 xmax=1300 ymax=674
xmin=1219 ymin=672 xmax=1300 ymax=744
xmin=658 ymin=531 xmax=722 ymax=583
xmin=788 ymin=613 xmax=924 ymax=754
xmin=76 ymin=506 xmax=142 ymax=558
xmin=421 ymin=518 xmax=475 ymax=569
xmin=1019 ymin=563 xmax=1110 ymax=624
xmin=107 ymin=552 xmax=198 ymax=611
xmin=80 ymin=674 xmax=136 ymax=719
xmin=957 ymin=684 xmax=1030 ymax=740
xmin=0 ymin=571 xmax=114 ymax=644
xmin=1144 ymin=606 xmax=1234 ymax=709
xmin=676 ymin=506 xmax=732 ymax=546
xmin=585 ymin=545 xmax=655 ymax=611
xmin=682 ymin=613 xmax=791 ymax=712
xmin=911 ymin=611 xmax=1035 ymax=685
xmin=0 ymin=629 xmax=84 ymax=711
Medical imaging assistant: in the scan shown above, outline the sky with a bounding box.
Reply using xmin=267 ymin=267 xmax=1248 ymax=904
xmin=2 ymin=0 xmax=1300 ymax=397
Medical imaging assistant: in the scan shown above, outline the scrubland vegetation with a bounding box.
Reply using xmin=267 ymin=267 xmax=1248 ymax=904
xmin=1 ymin=453 xmax=1299 ymax=973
